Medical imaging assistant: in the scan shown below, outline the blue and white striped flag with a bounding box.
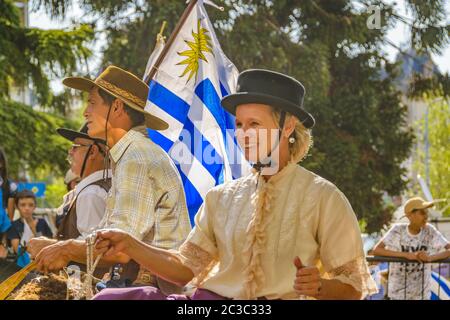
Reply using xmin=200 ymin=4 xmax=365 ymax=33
xmin=144 ymin=0 xmax=250 ymax=224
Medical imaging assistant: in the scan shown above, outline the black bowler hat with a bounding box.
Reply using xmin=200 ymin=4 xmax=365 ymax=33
xmin=221 ymin=69 xmax=315 ymax=129
xmin=57 ymin=123 xmax=106 ymax=145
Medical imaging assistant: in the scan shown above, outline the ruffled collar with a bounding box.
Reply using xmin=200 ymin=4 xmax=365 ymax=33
xmin=240 ymin=162 xmax=298 ymax=299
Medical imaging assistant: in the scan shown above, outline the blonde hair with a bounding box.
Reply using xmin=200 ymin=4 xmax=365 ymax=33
xmin=271 ymin=108 xmax=313 ymax=163
xmin=239 ymin=108 xmax=313 ymax=299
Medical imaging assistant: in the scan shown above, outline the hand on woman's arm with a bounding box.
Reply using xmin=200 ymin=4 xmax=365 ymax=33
xmin=293 ymin=257 xmax=361 ymax=300
xmin=96 ymin=229 xmax=194 ymax=287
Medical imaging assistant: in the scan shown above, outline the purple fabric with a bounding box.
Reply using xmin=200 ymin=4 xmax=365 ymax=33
xmin=92 ymin=286 xmax=229 ymax=300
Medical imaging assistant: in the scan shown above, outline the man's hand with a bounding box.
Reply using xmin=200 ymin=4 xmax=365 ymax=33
xmin=404 ymin=252 xmax=421 ymax=261
xmin=27 ymin=237 xmax=57 ymax=258
xmin=416 ymin=251 xmax=431 ymax=262
xmin=95 ymin=229 xmax=133 ymax=258
xmin=34 ymin=240 xmax=72 ymax=273
xmin=293 ymin=256 xmax=322 ymax=298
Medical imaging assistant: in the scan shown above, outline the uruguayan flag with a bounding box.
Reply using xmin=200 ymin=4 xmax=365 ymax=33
xmin=145 ymin=0 xmax=250 ymax=224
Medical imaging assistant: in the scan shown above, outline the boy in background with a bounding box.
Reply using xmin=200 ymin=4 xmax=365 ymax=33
xmin=7 ymin=190 xmax=52 ymax=267
xmin=372 ymin=197 xmax=450 ymax=299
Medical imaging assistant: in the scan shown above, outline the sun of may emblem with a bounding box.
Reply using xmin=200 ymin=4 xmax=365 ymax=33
xmin=177 ymin=19 xmax=214 ymax=83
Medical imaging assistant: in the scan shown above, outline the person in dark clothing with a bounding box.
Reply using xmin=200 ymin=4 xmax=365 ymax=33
xmin=0 ymin=147 xmax=18 ymax=258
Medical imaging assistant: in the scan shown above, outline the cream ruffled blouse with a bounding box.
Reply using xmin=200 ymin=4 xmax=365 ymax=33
xmin=175 ymin=163 xmax=378 ymax=299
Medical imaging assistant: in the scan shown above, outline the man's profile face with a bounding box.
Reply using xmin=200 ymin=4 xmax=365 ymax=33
xmin=84 ymin=87 xmax=111 ymax=140
xmin=68 ymin=137 xmax=93 ymax=176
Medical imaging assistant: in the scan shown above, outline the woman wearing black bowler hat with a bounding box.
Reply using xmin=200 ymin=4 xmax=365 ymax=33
xmin=92 ymin=69 xmax=378 ymax=300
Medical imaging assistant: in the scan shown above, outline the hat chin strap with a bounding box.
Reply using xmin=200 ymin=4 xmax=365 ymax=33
xmin=252 ymin=111 xmax=286 ymax=172
xmin=102 ymin=105 xmax=113 ymax=180
xmin=79 ymin=145 xmax=93 ymax=178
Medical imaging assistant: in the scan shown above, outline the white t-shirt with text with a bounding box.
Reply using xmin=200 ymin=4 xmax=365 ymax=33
xmin=381 ymin=223 xmax=449 ymax=300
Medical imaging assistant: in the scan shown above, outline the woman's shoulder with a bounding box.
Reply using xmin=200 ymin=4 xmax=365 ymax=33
xmin=295 ymin=166 xmax=342 ymax=197
xmin=205 ymin=173 xmax=255 ymax=202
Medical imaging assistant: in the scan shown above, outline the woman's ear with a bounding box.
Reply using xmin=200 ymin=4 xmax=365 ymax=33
xmin=283 ymin=115 xmax=297 ymax=138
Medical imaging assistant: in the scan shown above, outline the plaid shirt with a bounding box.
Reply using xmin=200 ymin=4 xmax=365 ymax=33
xmin=100 ymin=127 xmax=191 ymax=250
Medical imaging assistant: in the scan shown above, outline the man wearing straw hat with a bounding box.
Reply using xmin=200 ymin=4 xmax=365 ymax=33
xmin=34 ymin=66 xmax=191 ymax=294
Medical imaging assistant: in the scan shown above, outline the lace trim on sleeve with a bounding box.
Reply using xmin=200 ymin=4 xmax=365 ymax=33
xmin=327 ymin=255 xmax=378 ymax=299
xmin=176 ymin=241 xmax=217 ymax=286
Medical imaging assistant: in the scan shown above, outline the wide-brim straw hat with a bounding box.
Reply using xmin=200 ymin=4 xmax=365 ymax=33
xmin=63 ymin=65 xmax=168 ymax=130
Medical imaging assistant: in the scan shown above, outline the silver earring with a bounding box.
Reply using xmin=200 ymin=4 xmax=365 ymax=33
xmin=289 ymin=137 xmax=295 ymax=144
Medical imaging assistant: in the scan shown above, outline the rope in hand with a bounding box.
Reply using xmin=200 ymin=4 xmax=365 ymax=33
xmin=84 ymin=232 xmax=103 ymax=299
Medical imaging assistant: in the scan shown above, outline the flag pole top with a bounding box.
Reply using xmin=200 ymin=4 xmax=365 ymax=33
xmin=157 ymin=21 xmax=167 ymax=41
xmin=144 ymin=0 xmax=199 ymax=84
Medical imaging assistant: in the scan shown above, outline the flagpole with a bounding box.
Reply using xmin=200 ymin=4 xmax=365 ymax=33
xmin=144 ymin=0 xmax=199 ymax=84
xmin=157 ymin=21 xmax=167 ymax=41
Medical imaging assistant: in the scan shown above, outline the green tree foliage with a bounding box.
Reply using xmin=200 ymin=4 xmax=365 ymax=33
xmin=211 ymin=1 xmax=418 ymax=233
xmin=413 ymin=96 xmax=450 ymax=216
xmin=36 ymin=0 xmax=449 ymax=231
xmin=0 ymin=0 xmax=93 ymax=106
xmin=0 ymin=98 xmax=77 ymax=177
xmin=43 ymin=177 xmax=67 ymax=208
xmin=36 ymin=0 xmax=186 ymax=76
xmin=0 ymin=0 xmax=92 ymax=179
